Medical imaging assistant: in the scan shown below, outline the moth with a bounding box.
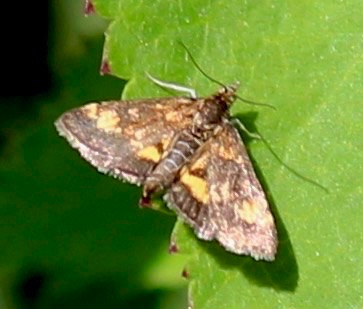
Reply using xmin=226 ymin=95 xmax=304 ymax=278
xmin=55 ymin=75 xmax=278 ymax=261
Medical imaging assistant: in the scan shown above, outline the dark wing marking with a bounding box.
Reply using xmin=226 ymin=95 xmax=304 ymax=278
xmin=165 ymin=123 xmax=277 ymax=260
xmin=55 ymin=97 xmax=196 ymax=184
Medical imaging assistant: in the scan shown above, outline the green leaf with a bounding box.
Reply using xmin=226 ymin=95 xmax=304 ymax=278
xmin=91 ymin=0 xmax=363 ymax=308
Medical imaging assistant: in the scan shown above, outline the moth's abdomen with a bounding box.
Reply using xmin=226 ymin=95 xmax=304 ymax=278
xmin=143 ymin=129 xmax=203 ymax=197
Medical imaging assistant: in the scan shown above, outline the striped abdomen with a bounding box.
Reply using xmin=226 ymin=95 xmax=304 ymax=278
xmin=143 ymin=128 xmax=204 ymax=197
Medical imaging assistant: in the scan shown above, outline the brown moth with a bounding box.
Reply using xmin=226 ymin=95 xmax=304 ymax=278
xmin=55 ymin=76 xmax=277 ymax=261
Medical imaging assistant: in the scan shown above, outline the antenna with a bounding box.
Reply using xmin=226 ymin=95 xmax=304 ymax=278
xmin=178 ymin=41 xmax=275 ymax=110
xmin=235 ymin=94 xmax=276 ymax=110
xmin=178 ymin=41 xmax=225 ymax=88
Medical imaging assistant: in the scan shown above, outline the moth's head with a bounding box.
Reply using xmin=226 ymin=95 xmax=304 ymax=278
xmin=218 ymin=82 xmax=240 ymax=107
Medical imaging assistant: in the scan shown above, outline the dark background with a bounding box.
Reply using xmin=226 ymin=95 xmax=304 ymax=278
xmin=0 ymin=1 xmax=185 ymax=308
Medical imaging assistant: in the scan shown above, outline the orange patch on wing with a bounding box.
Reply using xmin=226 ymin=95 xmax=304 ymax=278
xmin=127 ymin=108 xmax=140 ymax=120
xmin=190 ymin=152 xmax=209 ymax=171
xmin=82 ymin=103 xmax=99 ymax=119
xmin=161 ymin=137 xmax=172 ymax=151
xmin=237 ymin=200 xmax=260 ymax=224
xmin=96 ymin=109 xmax=121 ymax=133
xmin=165 ymin=111 xmax=182 ymax=122
xmin=218 ymin=144 xmax=237 ymax=160
xmin=180 ymin=169 xmax=209 ymax=204
xmin=137 ymin=145 xmax=162 ymax=162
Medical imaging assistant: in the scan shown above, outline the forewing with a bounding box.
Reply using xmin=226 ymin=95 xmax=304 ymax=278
xmin=165 ymin=123 xmax=277 ymax=260
xmin=55 ymin=97 xmax=196 ymax=184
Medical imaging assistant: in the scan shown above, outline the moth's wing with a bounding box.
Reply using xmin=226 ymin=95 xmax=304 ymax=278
xmin=55 ymin=97 xmax=196 ymax=184
xmin=165 ymin=123 xmax=277 ymax=260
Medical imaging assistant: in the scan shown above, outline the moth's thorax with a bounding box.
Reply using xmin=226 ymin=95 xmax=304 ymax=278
xmin=193 ymin=84 xmax=238 ymax=132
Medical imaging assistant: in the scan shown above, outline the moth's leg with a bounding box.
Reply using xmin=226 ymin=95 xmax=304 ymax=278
xmin=145 ymin=72 xmax=197 ymax=99
xmin=232 ymin=118 xmax=261 ymax=140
